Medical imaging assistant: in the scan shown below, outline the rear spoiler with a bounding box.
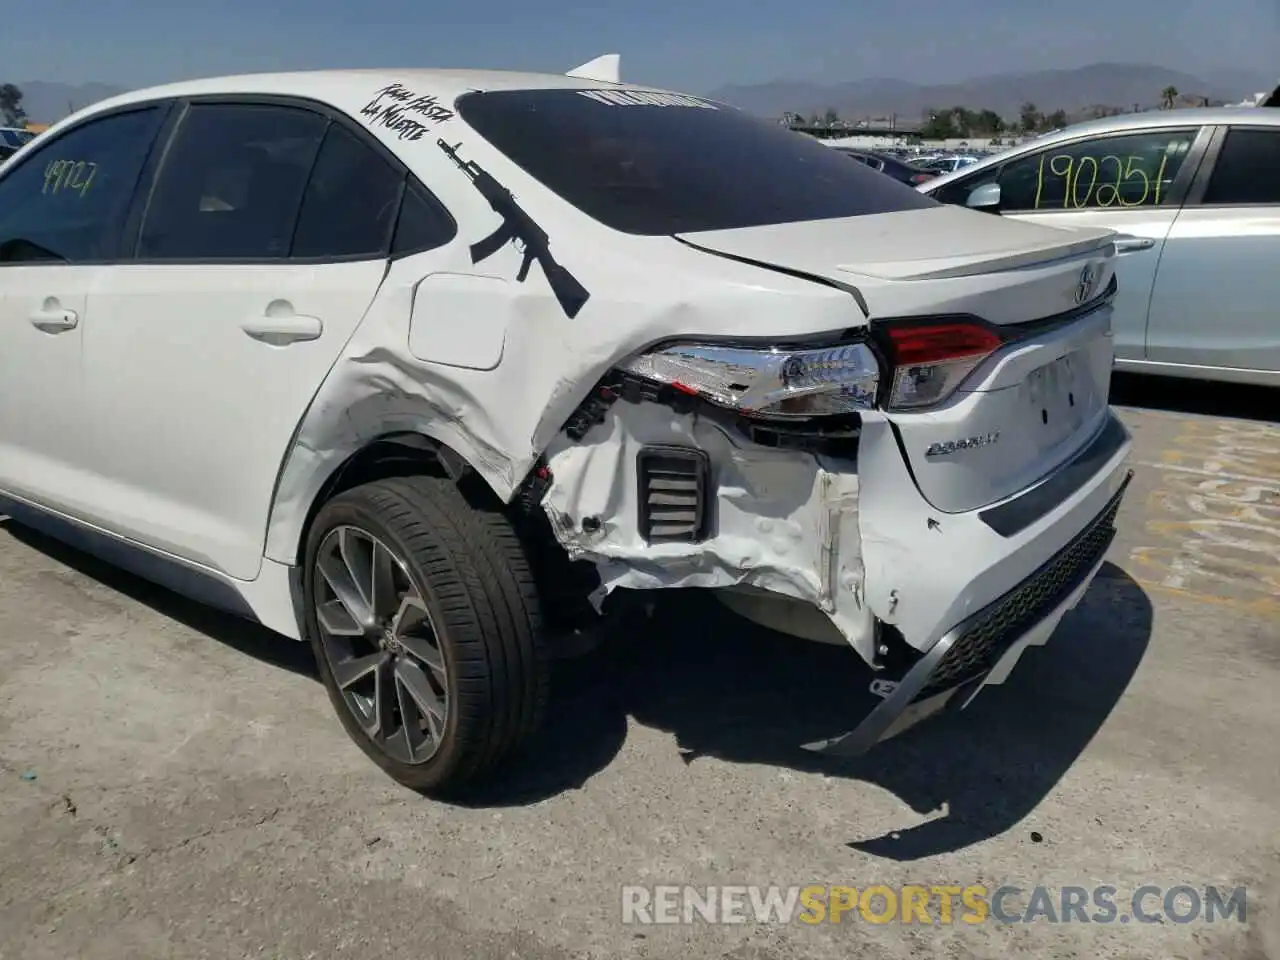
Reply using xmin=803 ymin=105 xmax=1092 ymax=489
xmin=566 ymin=54 xmax=621 ymax=84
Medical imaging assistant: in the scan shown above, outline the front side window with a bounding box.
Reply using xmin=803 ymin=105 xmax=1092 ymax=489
xmin=993 ymin=129 xmax=1200 ymax=212
xmin=0 ymin=107 xmax=162 ymax=264
xmin=1201 ymin=128 xmax=1280 ymax=205
xmin=455 ymin=89 xmax=937 ymax=235
xmin=138 ymin=103 xmax=326 ymax=259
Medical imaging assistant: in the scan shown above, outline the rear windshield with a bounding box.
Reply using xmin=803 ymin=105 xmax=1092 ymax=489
xmin=455 ymin=89 xmax=937 ymax=234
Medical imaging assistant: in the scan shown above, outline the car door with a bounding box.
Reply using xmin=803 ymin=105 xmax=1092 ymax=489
xmin=929 ymin=125 xmax=1210 ymax=363
xmin=81 ymin=98 xmax=445 ymax=580
xmin=1145 ymin=124 xmax=1280 ymax=377
xmin=0 ymin=104 xmax=167 ymax=516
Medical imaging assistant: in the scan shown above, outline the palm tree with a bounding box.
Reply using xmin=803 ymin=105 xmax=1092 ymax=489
xmin=1161 ymin=86 xmax=1179 ymax=110
xmin=1018 ymin=101 xmax=1040 ymax=133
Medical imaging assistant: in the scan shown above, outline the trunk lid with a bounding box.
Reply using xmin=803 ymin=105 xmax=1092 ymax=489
xmin=676 ymin=205 xmax=1115 ymax=285
xmin=677 ymin=206 xmax=1120 ymax=514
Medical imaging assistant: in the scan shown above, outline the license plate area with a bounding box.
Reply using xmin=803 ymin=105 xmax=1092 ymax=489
xmin=1022 ymin=351 xmax=1092 ymax=449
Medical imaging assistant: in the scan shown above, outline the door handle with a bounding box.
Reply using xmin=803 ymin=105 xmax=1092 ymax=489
xmin=29 ymin=308 xmax=79 ymax=332
xmin=1113 ymin=235 xmax=1156 ymax=254
xmin=240 ymin=313 xmax=323 ymax=346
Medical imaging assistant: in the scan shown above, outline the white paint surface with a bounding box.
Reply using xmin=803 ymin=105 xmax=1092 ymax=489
xmin=408 ymin=273 xmax=510 ymax=370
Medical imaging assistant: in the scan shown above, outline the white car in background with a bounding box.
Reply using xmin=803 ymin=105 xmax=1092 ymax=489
xmin=0 ymin=126 xmax=37 ymax=163
xmin=0 ymin=60 xmax=1131 ymax=793
xmin=921 ymin=108 xmax=1280 ymax=387
xmin=915 ymin=154 xmax=982 ymax=174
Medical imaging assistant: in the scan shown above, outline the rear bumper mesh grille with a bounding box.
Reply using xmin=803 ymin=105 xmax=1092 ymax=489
xmin=636 ymin=445 xmax=712 ymax=544
xmin=916 ymin=475 xmax=1128 ymax=700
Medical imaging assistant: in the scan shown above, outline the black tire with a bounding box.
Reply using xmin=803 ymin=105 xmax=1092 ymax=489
xmin=303 ymin=475 xmax=548 ymax=794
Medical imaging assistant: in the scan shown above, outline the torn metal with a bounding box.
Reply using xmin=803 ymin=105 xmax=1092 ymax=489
xmin=538 ymin=398 xmax=879 ymax=665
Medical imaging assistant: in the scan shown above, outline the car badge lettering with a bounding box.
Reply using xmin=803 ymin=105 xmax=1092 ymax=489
xmin=925 ymin=432 xmax=1000 ymax=458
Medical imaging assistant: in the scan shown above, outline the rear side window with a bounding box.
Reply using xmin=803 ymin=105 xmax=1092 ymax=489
xmin=138 ymin=103 xmax=326 ymax=259
xmin=391 ymin=181 xmax=457 ymax=255
xmin=455 ymin=89 xmax=936 ymax=234
xmin=1201 ymin=128 xmax=1280 ymax=205
xmin=0 ymin=107 xmax=162 ymax=264
xmin=292 ymin=123 xmax=405 ymax=259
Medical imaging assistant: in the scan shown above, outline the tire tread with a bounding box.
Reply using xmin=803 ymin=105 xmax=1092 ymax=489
xmin=306 ymin=475 xmax=547 ymax=792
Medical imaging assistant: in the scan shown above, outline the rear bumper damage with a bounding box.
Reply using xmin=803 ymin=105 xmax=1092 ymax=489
xmin=804 ymin=469 xmax=1130 ymax=755
xmin=537 ymin=395 xmax=1133 ymax=756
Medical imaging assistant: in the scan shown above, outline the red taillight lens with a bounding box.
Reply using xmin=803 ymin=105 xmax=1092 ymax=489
xmin=884 ymin=323 xmax=1004 ymax=365
xmin=882 ymin=321 xmax=1004 ymax=410
xmin=911 ymin=173 xmax=934 ymax=184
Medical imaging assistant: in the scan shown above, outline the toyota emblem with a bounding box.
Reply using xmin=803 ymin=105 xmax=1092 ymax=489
xmin=1075 ymin=264 xmax=1100 ymax=305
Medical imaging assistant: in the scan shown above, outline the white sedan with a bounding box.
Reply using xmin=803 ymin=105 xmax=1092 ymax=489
xmin=920 ymin=108 xmax=1280 ymax=387
xmin=0 ymin=59 xmax=1131 ymax=792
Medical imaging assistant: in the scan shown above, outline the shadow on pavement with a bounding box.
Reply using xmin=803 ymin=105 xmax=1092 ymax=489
xmin=3 ymin=515 xmax=1153 ymax=858
xmin=0 ymin=519 xmax=318 ymax=679
xmin=475 ymin=564 xmax=1153 ymax=861
xmin=1111 ymin=372 xmax=1278 ymax=422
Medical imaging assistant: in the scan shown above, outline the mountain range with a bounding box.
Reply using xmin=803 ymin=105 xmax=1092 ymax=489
xmin=9 ymin=63 xmax=1277 ymax=124
xmin=708 ymin=63 xmax=1276 ymax=120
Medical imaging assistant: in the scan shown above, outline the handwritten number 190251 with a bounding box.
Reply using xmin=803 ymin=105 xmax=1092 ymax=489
xmin=1033 ymin=152 xmax=1170 ymax=209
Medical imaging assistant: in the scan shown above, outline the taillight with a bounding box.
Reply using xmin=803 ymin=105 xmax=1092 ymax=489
xmin=910 ymin=173 xmax=934 ymax=184
xmin=616 ymin=340 xmax=881 ymax=418
xmin=881 ymin=321 xmax=1004 ymax=410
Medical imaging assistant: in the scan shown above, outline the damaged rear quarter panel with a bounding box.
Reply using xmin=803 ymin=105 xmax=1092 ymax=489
xmin=262 ymin=215 xmax=862 ymax=568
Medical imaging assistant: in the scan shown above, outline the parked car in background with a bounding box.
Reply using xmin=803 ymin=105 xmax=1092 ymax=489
xmin=0 ymin=128 xmax=36 ymax=163
xmin=916 ymin=154 xmax=982 ymax=174
xmin=831 ymin=147 xmax=936 ymax=185
xmin=922 ymin=108 xmax=1280 ymax=387
xmin=0 ymin=65 xmax=1131 ymax=793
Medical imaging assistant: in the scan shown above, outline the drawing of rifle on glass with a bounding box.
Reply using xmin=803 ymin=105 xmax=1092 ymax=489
xmin=437 ymin=139 xmax=590 ymax=319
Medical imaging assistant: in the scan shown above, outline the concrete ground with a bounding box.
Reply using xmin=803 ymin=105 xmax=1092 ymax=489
xmin=0 ymin=374 xmax=1276 ymax=960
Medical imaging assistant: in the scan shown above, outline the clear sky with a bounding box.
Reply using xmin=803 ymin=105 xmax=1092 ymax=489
xmin=3 ymin=0 xmax=1276 ymax=93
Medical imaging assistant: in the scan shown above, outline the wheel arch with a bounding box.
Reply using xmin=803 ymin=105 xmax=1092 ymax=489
xmin=265 ymin=423 xmax=522 ymax=568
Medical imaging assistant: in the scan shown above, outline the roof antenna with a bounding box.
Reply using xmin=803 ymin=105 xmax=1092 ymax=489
xmin=566 ymin=54 xmax=621 ymax=84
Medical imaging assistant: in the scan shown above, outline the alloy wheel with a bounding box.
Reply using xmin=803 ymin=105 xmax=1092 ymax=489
xmin=313 ymin=525 xmax=449 ymax=764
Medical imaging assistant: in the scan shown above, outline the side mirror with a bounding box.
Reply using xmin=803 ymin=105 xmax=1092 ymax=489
xmin=965 ymin=182 xmax=1002 ymax=213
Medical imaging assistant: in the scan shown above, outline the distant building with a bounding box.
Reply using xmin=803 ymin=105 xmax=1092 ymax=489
xmin=1228 ymin=83 xmax=1279 ymax=107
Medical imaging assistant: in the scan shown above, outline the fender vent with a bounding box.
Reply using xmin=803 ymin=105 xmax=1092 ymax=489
xmin=637 ymin=445 xmax=712 ymax=544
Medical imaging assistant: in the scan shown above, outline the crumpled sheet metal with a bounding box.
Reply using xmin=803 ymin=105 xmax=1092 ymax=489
xmin=262 ymin=225 xmax=860 ymax=569
xmin=539 ymin=402 xmax=878 ymax=663
xmin=261 ymin=256 xmax=877 ymax=662
xmin=258 ymin=72 xmax=869 ymax=573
